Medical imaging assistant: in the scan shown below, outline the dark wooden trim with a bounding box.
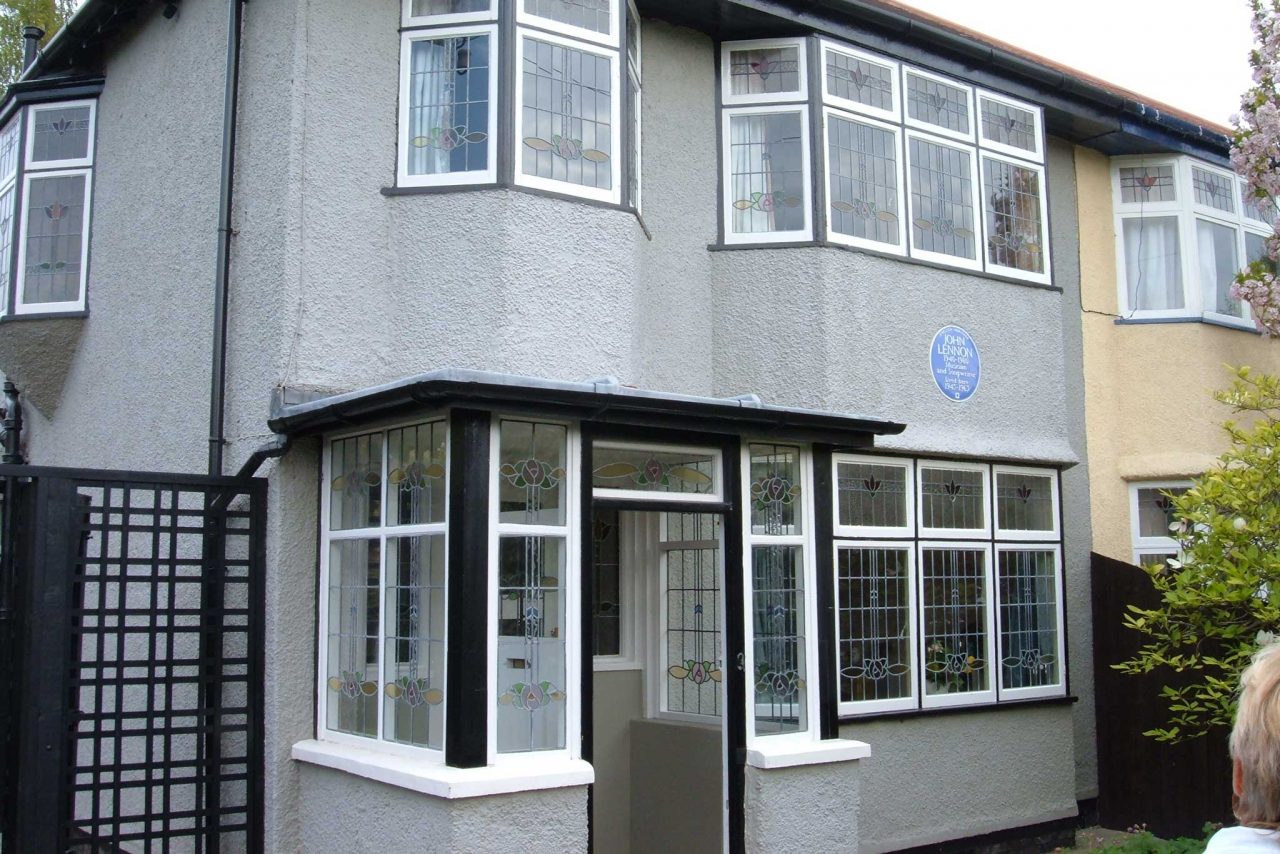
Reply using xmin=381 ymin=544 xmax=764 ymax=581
xmin=580 ymin=423 xmax=596 ymax=852
xmin=720 ymin=435 xmax=746 ymax=854
xmin=446 ymin=409 xmax=492 ymax=768
xmin=812 ymin=444 xmax=838 ymax=740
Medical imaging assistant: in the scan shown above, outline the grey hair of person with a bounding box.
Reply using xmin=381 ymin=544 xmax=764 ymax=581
xmin=1231 ymin=641 xmax=1280 ymax=828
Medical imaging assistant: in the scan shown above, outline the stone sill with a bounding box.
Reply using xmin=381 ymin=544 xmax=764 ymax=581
xmin=746 ymin=737 xmax=870 ymax=769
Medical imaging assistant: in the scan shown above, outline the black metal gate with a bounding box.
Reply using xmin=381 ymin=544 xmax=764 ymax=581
xmin=0 ymin=465 xmax=266 ymax=853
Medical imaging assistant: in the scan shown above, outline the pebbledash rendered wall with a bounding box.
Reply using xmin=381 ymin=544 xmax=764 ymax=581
xmin=6 ymin=0 xmax=1094 ymax=849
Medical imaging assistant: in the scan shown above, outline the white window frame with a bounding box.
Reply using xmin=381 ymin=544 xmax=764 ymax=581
xmin=904 ymin=128 xmax=983 ymax=272
xmin=721 ymin=104 xmax=813 ymax=245
xmin=1129 ymin=479 xmax=1191 ymax=566
xmin=403 ymin=0 xmax=497 ymax=27
xmin=833 ymin=540 xmax=918 ymax=716
xmin=819 ymin=40 xmax=900 ymax=124
xmin=917 ymin=540 xmax=997 ymax=709
xmin=916 ymin=459 xmax=991 ymax=540
xmin=316 ymin=418 xmax=451 ymax=763
xmin=513 ymin=28 xmax=622 ymax=205
xmin=902 ymin=66 xmax=975 ymax=144
xmin=515 ymin=0 xmax=621 ymax=50
xmin=0 ymin=117 xmax=20 ymax=318
xmin=721 ymin=37 xmax=809 ymax=107
xmin=831 ymin=452 xmax=915 ymax=538
xmin=24 ymin=98 xmax=96 ymax=170
xmin=590 ymin=440 xmax=723 ymax=503
xmin=14 ymin=166 xmax=93 ymax=315
xmin=992 ymin=464 xmax=1060 ymax=541
xmin=625 ymin=0 xmax=641 ymax=212
xmin=994 ymin=544 xmax=1066 ymax=701
xmin=975 ymin=89 xmax=1043 ymax=163
xmin=397 ymin=25 xmax=501 ymax=189
xmin=978 ymin=150 xmax=1052 ymax=286
xmin=486 ymin=416 xmax=583 ymax=766
xmin=822 ymin=108 xmax=908 ymax=257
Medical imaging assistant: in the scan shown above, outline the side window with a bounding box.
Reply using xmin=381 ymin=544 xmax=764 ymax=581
xmin=1129 ymin=481 xmax=1191 ymax=567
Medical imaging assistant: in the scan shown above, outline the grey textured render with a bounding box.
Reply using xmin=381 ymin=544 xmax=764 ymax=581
xmin=5 ymin=0 xmax=1095 ymax=850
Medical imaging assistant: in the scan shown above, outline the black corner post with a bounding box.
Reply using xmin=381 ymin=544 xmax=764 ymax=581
xmin=446 ymin=409 xmax=491 ymax=767
xmin=812 ymin=445 xmax=838 ymax=740
xmin=1 ymin=381 xmax=24 ymax=464
xmin=721 ymin=435 xmax=746 ymax=854
xmin=579 ymin=425 xmax=595 ymax=851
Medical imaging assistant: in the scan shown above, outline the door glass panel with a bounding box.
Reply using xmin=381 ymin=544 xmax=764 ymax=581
xmin=662 ymin=513 xmax=722 ymax=717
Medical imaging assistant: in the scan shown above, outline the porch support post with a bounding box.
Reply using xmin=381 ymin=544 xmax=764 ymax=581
xmin=812 ymin=445 xmax=838 ymax=739
xmin=722 ymin=435 xmax=747 ymax=854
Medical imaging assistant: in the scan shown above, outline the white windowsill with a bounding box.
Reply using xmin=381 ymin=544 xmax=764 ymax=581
xmin=745 ymin=737 xmax=871 ymax=769
xmin=292 ymin=739 xmax=594 ymax=799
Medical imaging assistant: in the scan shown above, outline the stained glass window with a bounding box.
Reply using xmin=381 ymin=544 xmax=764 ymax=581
xmin=387 ymin=421 xmax=447 ymax=526
xmin=837 ymin=546 xmax=912 ymax=707
xmin=997 ymin=549 xmax=1060 ymax=691
xmin=384 ymin=535 xmax=446 ymax=748
xmin=327 ymin=538 xmax=381 ymax=738
xmin=410 ymin=0 xmax=492 ymax=18
xmin=0 ymin=120 xmax=19 ymax=186
xmin=663 ymin=513 xmax=722 ymax=718
xmin=405 ymin=33 xmax=493 ymax=179
xmin=1135 ymin=486 xmax=1187 ymax=539
xmin=28 ymin=104 xmax=92 ymax=165
xmin=905 ymin=71 xmax=970 ymax=136
xmin=592 ymin=444 xmax=717 ymax=496
xmin=1132 ymin=483 xmax=1189 ymax=568
xmin=593 ymin=509 xmax=621 ymax=657
xmin=983 ymin=156 xmax=1045 ymax=275
xmin=1242 ymin=180 xmax=1276 ymax=225
xmin=728 ymin=110 xmax=808 ymax=237
xmin=520 ymin=37 xmax=614 ymax=192
xmin=908 ymin=135 xmax=976 ymax=261
xmin=330 ymin=432 xmax=383 ymax=531
xmin=921 ymin=547 xmax=989 ymax=697
xmin=750 ymin=443 xmax=802 ymax=536
xmin=499 ymin=419 xmax=567 ymax=525
xmin=919 ymin=465 xmax=985 ymax=533
xmin=835 ymin=458 xmax=910 ymax=532
xmin=1192 ymin=166 xmax=1235 ymax=214
xmin=728 ymin=44 xmax=802 ymax=100
xmin=827 ymin=114 xmax=901 ymax=249
xmin=626 ymin=1 xmax=641 ymax=210
xmin=524 ymin=0 xmax=612 ymax=36
xmin=978 ymin=94 xmax=1038 ymax=157
xmin=995 ymin=469 xmax=1056 ymax=534
xmin=824 ymin=48 xmax=895 ymax=115
xmin=0 ymin=185 xmax=13 ymax=313
xmin=20 ymin=172 xmax=88 ymax=307
xmin=1119 ymin=165 xmax=1176 ymax=204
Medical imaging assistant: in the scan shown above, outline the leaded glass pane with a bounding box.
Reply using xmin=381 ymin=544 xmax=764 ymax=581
xmin=919 ymin=466 xmax=984 ymax=531
xmin=0 ymin=185 xmax=13 ymax=311
xmin=906 ymin=71 xmax=969 ymax=135
xmin=1198 ymin=219 xmax=1242 ymax=316
xmin=837 ymin=547 xmax=911 ymax=703
xmin=327 ymin=538 xmax=380 ymax=738
xmin=497 ymin=536 xmax=568 ymax=752
xmin=383 ymin=535 xmax=446 ymax=749
xmin=1242 ymin=181 xmax=1276 ymax=225
xmin=729 ymin=111 xmax=806 ymax=235
xmin=922 ymin=547 xmax=988 ymax=696
xmin=627 ymin=66 xmax=640 ymax=208
xmin=979 ymin=95 xmax=1036 ymax=155
xmin=1247 ymin=231 xmax=1275 ymax=275
xmin=752 ymin=544 xmax=805 ymax=734
xmin=592 ymin=445 xmax=716 ymax=495
xmin=995 ymin=471 xmax=1054 ymax=532
xmin=1119 ymin=165 xmax=1176 ymax=204
xmin=749 ymin=443 xmax=801 ymax=535
xmin=406 ymin=34 xmax=492 ymax=177
xmin=908 ymin=136 xmax=976 ymax=259
xmin=0 ymin=120 xmax=19 ymax=186
xmin=1136 ymin=486 xmax=1186 ymax=539
xmin=828 ymin=115 xmax=899 ymax=246
xmin=593 ymin=509 xmax=621 ymax=657
xmin=521 ymin=38 xmax=613 ymax=190
xmin=983 ymin=157 xmax=1044 ymax=273
xmin=997 ymin=550 xmax=1059 ymax=689
xmin=387 ymin=421 xmax=447 ymax=526
xmin=836 ymin=460 xmax=908 ymax=529
xmin=825 ymin=50 xmax=893 ymax=113
xmin=330 ymin=432 xmax=383 ymax=531
xmin=29 ymin=105 xmax=91 ymax=163
xmin=412 ymin=0 xmax=491 ymax=16
xmin=499 ymin=420 xmax=567 ymax=526
xmin=21 ymin=172 xmax=87 ymax=305
xmin=626 ymin=3 xmax=640 ymax=69
xmin=524 ymin=0 xmax=612 ymax=35
xmin=1122 ymin=216 xmax=1183 ymax=310
xmin=664 ymin=513 xmax=722 ymax=717
xmin=729 ymin=45 xmax=801 ymax=98
xmin=1192 ymin=166 xmax=1234 ymax=213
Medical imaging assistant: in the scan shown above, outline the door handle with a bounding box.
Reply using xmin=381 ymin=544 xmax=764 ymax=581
xmin=736 ymin=652 xmax=745 ymax=672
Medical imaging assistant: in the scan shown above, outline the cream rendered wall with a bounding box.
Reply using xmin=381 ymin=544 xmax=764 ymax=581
xmin=1075 ymin=146 xmax=1280 ymax=564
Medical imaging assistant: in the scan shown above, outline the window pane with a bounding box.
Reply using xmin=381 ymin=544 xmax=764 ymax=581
xmin=383 ymin=535 xmax=446 ymax=749
xmin=330 ymin=432 xmax=383 ymax=530
xmin=524 ymin=0 xmax=612 ymax=35
xmin=21 ymin=172 xmax=87 ymax=306
xmin=983 ymin=157 xmax=1044 ymax=273
xmin=908 ymin=136 xmax=976 ymax=259
xmin=752 ymin=544 xmax=805 ymax=734
xmin=922 ymin=547 xmax=988 ymax=696
xmin=593 ymin=509 xmax=621 ymax=657
xmin=998 ymin=550 xmax=1060 ymax=689
xmin=387 ymin=420 xmax=447 ymax=526
xmin=979 ymin=95 xmax=1036 ymax=154
xmin=729 ymin=111 xmax=806 ymax=235
xmin=1122 ymin=216 xmax=1183 ymax=310
xmin=836 ymin=460 xmax=908 ymax=529
xmin=1119 ymin=165 xmax=1176 ymax=204
xmin=0 ymin=120 xmax=18 ymax=186
xmin=0 ymin=185 xmax=13 ymax=311
xmin=1242 ymin=181 xmax=1276 ymax=225
xmin=828 ymin=115 xmax=900 ymax=246
xmin=837 ymin=547 xmax=911 ymax=703
xmin=29 ymin=105 xmax=91 ymax=163
xmin=497 ymin=536 xmax=568 ymax=752
xmin=628 ymin=66 xmax=640 ymax=207
xmin=749 ymin=443 xmax=802 ymax=535
xmin=1192 ymin=166 xmax=1234 ymax=214
xmin=919 ymin=466 xmax=984 ymax=531
xmin=1136 ymin=486 xmax=1185 ymax=539
xmin=406 ymin=35 xmax=492 ymax=177
xmin=995 ymin=471 xmax=1055 ymax=532
xmin=521 ymin=38 xmax=613 ymax=190
xmin=592 ymin=444 xmax=716 ymax=495
xmin=905 ymin=72 xmax=969 ymax=135
xmin=825 ymin=50 xmax=894 ymax=113
xmin=664 ymin=513 xmax=722 ymax=717
xmin=327 ymin=538 xmax=380 ymax=738
xmin=412 ymin=0 xmax=491 ymax=15
xmin=1247 ymin=231 xmax=1275 ymax=275
xmin=626 ymin=3 xmax=640 ymax=68
xmin=729 ymin=45 xmax=801 ymax=97
xmin=1198 ymin=219 xmax=1242 ymax=316
xmin=499 ymin=420 xmax=567 ymax=526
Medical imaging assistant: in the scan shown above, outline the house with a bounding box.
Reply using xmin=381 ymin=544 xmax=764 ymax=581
xmin=0 ymin=0 xmax=1259 ymax=851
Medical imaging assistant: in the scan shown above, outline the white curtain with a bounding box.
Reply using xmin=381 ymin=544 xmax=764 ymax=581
xmin=1123 ymin=216 xmax=1182 ymax=311
xmin=1197 ymin=219 xmax=1241 ymax=316
xmin=731 ymin=115 xmax=772 ymax=234
xmin=409 ymin=39 xmax=453 ymax=176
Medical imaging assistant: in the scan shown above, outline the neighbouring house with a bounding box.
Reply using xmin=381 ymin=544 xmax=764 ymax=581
xmin=0 ymin=0 xmax=1259 ymax=851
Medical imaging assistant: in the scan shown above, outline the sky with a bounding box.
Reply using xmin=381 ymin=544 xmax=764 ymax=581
xmin=890 ymin=0 xmax=1256 ymax=128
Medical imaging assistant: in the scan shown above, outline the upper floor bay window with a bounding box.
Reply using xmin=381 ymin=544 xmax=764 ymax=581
xmin=720 ymin=37 xmax=1051 ymax=285
xmin=1113 ymin=155 xmax=1272 ymax=327
xmin=398 ymin=0 xmax=637 ymax=208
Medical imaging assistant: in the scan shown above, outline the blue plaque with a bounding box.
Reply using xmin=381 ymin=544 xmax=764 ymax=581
xmin=930 ymin=326 xmax=980 ymax=402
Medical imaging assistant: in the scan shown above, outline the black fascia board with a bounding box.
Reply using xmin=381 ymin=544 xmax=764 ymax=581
xmin=0 ymin=75 xmax=105 ymax=126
